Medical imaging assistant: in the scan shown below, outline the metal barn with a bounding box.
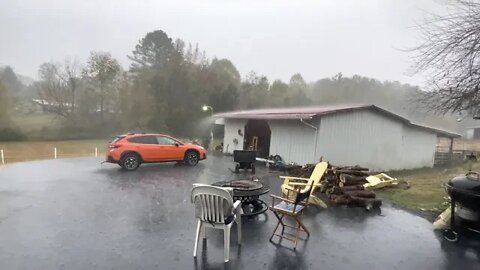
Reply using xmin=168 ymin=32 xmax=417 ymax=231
xmin=465 ymin=126 xmax=480 ymax=139
xmin=215 ymin=105 xmax=459 ymax=171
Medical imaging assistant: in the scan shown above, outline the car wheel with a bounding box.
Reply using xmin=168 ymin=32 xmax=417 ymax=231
xmin=121 ymin=153 xmax=141 ymax=171
xmin=185 ymin=151 xmax=200 ymax=166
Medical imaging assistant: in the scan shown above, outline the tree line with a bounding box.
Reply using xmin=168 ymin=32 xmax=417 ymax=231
xmin=1 ymin=29 xmax=453 ymax=141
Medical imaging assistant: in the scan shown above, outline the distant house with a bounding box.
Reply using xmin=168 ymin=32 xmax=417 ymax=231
xmin=31 ymin=99 xmax=73 ymax=111
xmin=214 ymin=104 xmax=460 ymax=170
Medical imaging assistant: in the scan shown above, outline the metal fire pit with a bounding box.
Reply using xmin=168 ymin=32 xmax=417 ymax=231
xmin=213 ymin=179 xmax=270 ymax=217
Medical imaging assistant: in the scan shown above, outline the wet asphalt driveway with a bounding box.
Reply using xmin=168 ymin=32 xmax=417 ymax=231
xmin=0 ymin=154 xmax=479 ymax=270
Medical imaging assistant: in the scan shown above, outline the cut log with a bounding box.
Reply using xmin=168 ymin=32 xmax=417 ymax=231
xmin=339 ymin=174 xmax=367 ymax=185
xmin=336 ymin=170 xmax=370 ymax=177
xmin=344 ymin=190 xmax=376 ymax=198
xmin=329 ymin=194 xmax=351 ymax=204
xmin=338 ymin=165 xmax=369 ymax=171
xmin=339 ymin=181 xmax=366 ymax=187
xmin=341 ymin=185 xmax=364 ymax=192
xmin=324 ymin=177 xmax=339 ymax=186
xmin=325 ymin=186 xmax=343 ymax=195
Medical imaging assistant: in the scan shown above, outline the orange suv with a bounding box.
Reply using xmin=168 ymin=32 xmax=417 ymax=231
xmin=105 ymin=133 xmax=207 ymax=171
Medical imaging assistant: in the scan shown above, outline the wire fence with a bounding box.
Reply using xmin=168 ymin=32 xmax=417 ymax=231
xmin=0 ymin=147 xmax=100 ymax=165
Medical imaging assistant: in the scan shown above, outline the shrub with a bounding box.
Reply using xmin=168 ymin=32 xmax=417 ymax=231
xmin=0 ymin=128 xmax=27 ymax=141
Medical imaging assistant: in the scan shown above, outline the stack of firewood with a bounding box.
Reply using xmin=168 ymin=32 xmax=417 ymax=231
xmin=289 ymin=164 xmax=382 ymax=210
xmin=285 ymin=164 xmax=315 ymax=178
xmin=323 ymin=165 xmax=382 ymax=210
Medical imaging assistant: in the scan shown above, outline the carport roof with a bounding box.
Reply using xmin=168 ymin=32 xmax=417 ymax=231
xmin=214 ymin=104 xmax=461 ymax=138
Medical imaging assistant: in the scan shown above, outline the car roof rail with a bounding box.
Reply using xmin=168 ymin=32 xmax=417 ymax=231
xmin=127 ymin=132 xmax=135 ymax=135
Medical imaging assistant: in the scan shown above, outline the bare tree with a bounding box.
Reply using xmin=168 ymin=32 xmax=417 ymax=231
xmin=58 ymin=58 xmax=81 ymax=113
xmin=412 ymin=0 xmax=480 ymax=114
xmin=36 ymin=62 xmax=72 ymax=118
xmin=36 ymin=59 xmax=82 ymax=118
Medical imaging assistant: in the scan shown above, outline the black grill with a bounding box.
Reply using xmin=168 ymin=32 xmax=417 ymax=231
xmin=443 ymin=172 xmax=480 ymax=242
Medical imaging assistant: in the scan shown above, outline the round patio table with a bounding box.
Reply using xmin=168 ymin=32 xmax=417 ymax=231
xmin=212 ymin=179 xmax=270 ymax=217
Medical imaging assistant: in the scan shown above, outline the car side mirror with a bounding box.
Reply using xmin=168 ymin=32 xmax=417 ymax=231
xmin=174 ymin=143 xmax=180 ymax=147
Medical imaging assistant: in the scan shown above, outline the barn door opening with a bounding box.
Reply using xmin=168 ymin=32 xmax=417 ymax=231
xmin=244 ymin=119 xmax=271 ymax=158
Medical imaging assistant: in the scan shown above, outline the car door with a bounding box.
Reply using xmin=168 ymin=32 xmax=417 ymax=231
xmin=156 ymin=136 xmax=184 ymax=161
xmin=127 ymin=135 xmax=160 ymax=162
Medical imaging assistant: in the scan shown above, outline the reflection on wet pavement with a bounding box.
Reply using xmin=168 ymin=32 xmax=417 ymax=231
xmin=0 ymin=155 xmax=478 ymax=269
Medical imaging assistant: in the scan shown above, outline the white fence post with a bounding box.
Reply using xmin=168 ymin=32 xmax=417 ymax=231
xmin=54 ymin=147 xmax=57 ymax=159
xmin=1 ymin=149 xmax=4 ymax=165
xmin=95 ymin=147 xmax=98 ymax=157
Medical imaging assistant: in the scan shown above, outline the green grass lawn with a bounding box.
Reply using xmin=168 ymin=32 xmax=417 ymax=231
xmin=0 ymin=139 xmax=108 ymax=163
xmin=377 ymin=161 xmax=479 ymax=214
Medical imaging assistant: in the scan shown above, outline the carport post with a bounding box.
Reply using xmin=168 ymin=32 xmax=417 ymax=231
xmin=95 ymin=147 xmax=98 ymax=157
xmin=1 ymin=149 xmax=4 ymax=165
xmin=54 ymin=147 xmax=57 ymax=159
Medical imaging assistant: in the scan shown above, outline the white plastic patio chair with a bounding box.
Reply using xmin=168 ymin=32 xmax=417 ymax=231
xmin=191 ymin=184 xmax=243 ymax=262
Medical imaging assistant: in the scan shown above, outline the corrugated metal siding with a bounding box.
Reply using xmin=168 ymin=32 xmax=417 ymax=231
xmin=316 ymin=110 xmax=437 ymax=170
xmin=317 ymin=110 xmax=405 ymax=171
xmin=401 ymin=127 xmax=436 ymax=169
xmin=222 ymin=118 xmax=247 ymax=154
xmin=268 ymin=119 xmax=319 ymax=165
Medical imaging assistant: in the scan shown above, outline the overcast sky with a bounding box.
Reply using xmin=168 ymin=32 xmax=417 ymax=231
xmin=0 ymin=0 xmax=447 ymax=85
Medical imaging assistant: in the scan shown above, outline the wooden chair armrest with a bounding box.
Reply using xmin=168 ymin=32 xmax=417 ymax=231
xmin=288 ymin=182 xmax=322 ymax=187
xmin=279 ymin=176 xmax=310 ymax=181
xmin=282 ymin=184 xmax=302 ymax=190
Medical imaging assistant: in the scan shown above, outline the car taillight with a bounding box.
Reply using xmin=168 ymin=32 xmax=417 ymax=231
xmin=109 ymin=144 xmax=122 ymax=149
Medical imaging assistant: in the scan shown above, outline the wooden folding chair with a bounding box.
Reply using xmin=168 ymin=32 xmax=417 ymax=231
xmin=269 ymin=183 xmax=313 ymax=250
xmin=280 ymin=162 xmax=328 ymax=208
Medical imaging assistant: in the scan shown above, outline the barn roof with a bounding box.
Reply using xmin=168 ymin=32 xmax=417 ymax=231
xmin=214 ymin=104 xmax=460 ymax=138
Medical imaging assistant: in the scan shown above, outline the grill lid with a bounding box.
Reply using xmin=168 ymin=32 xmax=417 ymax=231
xmin=447 ymin=172 xmax=480 ymax=193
